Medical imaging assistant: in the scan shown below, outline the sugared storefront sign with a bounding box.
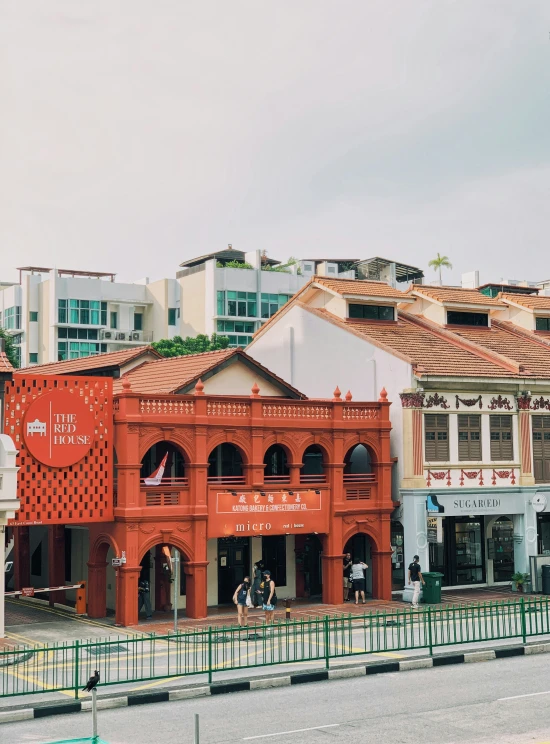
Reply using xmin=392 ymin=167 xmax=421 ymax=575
xmin=208 ymin=490 xmax=328 ymax=538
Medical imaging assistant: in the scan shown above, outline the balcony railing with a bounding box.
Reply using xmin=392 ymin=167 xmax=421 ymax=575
xmin=100 ymin=329 xmax=153 ymax=343
xmin=207 ymin=476 xmax=246 ymax=485
xmin=263 ymin=475 xmax=291 ymax=484
xmin=343 ymin=473 xmax=376 ymax=483
xmin=299 ymin=474 xmax=326 ymax=484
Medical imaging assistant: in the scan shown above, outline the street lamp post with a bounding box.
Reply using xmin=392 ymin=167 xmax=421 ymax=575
xmin=173 ymin=548 xmax=179 ymax=634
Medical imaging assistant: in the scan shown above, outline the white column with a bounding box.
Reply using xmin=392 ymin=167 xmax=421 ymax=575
xmin=402 ymin=492 xmax=429 ymax=603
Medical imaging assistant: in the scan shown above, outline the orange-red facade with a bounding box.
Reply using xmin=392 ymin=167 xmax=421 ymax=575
xmin=86 ymin=381 xmax=394 ymax=625
xmin=7 ymin=372 xmax=394 ymax=625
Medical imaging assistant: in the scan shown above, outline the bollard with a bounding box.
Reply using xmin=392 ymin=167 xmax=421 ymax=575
xmin=75 ymin=582 xmax=87 ymax=615
xmin=285 ymin=598 xmax=291 ymax=622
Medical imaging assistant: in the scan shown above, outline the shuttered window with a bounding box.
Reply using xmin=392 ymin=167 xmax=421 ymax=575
xmin=490 ymin=415 xmax=513 ymax=461
xmin=424 ymin=414 xmax=449 ymax=462
xmin=458 ymin=414 xmax=482 ymax=461
xmin=533 ymin=416 xmax=550 ymax=483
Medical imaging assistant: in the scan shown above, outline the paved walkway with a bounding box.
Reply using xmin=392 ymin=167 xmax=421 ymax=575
xmin=3 ymin=586 xmax=522 ymax=646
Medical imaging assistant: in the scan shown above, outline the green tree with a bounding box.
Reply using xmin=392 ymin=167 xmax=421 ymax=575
xmin=428 ymin=253 xmax=453 ymax=284
xmin=151 ymin=333 xmax=230 ymax=358
xmin=0 ymin=327 xmax=19 ymax=368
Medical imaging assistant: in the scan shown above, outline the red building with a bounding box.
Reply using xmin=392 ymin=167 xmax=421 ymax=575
xmin=7 ymin=347 xmax=393 ymax=625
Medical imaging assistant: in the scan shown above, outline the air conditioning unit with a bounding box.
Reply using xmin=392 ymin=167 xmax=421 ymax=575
xmin=103 ymin=331 xmax=112 ymax=339
xmin=131 ymin=332 xmax=140 ymax=341
xmin=116 ymin=333 xmax=126 ymax=340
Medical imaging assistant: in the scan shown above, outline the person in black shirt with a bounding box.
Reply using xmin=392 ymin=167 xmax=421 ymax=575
xmin=408 ymin=555 xmax=425 ymax=609
xmin=343 ymin=552 xmax=352 ymax=602
xmin=138 ymin=578 xmax=153 ymax=619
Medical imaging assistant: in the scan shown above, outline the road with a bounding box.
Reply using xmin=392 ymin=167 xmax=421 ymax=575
xmin=7 ymin=652 xmax=550 ymax=743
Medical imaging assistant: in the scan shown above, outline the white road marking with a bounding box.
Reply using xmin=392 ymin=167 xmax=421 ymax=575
xmin=498 ymin=690 xmax=550 ymax=701
xmin=243 ymin=724 xmax=340 ymax=739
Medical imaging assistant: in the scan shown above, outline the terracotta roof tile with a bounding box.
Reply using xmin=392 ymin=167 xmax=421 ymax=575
xmin=0 ymin=352 xmax=14 ymax=373
xmin=409 ymin=284 xmax=505 ymax=307
xmin=113 ymin=348 xmax=306 ymax=397
xmin=305 ymin=306 xmax=512 ymax=378
xmin=313 ymin=276 xmax=408 ymax=299
xmin=500 ymin=293 xmax=550 ymax=311
xmin=16 ymin=346 xmax=161 ymax=375
xmin=450 ymin=322 xmax=550 ymax=378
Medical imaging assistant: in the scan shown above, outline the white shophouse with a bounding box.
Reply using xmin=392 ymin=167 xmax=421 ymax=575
xmin=248 ymin=277 xmax=550 ymax=594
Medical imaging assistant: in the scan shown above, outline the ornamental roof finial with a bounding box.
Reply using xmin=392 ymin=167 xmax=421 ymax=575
xmin=379 ymin=387 xmax=388 ymax=402
xmin=194 ymin=378 xmax=205 ymax=395
xmin=333 ymin=386 xmax=341 ymax=401
xmin=345 ymin=390 xmax=352 ymax=402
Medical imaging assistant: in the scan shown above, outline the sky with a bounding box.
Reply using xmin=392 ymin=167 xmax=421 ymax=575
xmin=1 ymin=1 xmax=549 ymax=286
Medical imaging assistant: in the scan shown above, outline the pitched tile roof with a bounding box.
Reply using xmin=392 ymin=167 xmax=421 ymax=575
xmin=301 ymin=305 xmax=513 ymax=378
xmin=0 ymin=352 xmax=14 ymax=373
xmin=16 ymin=346 xmax=161 ymax=376
xmin=450 ymin=321 xmax=550 ymax=378
xmin=500 ymin=293 xmax=550 ymax=311
xmin=313 ymin=276 xmax=408 ymax=299
xmin=409 ymin=284 xmax=505 ymax=307
xmin=113 ymin=348 xmax=305 ymax=397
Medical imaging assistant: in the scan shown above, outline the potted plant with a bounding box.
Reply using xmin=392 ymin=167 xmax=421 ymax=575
xmin=511 ymin=572 xmax=530 ymax=593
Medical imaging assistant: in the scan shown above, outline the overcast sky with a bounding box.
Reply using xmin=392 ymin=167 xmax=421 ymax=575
xmin=1 ymin=1 xmax=549 ymax=286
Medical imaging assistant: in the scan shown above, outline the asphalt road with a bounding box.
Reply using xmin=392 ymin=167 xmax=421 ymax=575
xmin=7 ymin=653 xmax=550 ymax=744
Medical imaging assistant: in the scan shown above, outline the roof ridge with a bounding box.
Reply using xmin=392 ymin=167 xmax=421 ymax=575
xmin=16 ymin=345 xmax=159 ymax=372
xmin=399 ymin=312 xmax=520 ymax=374
xmin=492 ymin=319 xmax=550 ymax=350
xmin=139 ymin=347 xmax=235 ymax=365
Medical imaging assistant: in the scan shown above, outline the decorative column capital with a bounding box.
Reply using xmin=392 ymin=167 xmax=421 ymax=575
xmin=399 ymin=392 xmax=425 ymax=409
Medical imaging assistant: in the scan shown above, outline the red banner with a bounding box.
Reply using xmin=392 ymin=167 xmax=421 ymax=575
xmin=208 ymin=489 xmax=328 ymax=538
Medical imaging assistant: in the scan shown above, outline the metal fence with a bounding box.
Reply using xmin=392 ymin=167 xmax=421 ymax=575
xmin=2 ymin=597 xmax=549 ymax=700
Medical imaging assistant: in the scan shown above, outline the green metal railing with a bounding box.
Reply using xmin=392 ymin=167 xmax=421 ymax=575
xmin=2 ymin=597 xmax=549 ymax=700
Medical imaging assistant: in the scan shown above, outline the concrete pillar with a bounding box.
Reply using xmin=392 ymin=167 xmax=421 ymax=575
xmin=87 ymin=561 xmax=108 ymax=619
xmin=48 ymin=526 xmax=66 ymax=606
xmin=321 ymin=554 xmax=344 ymax=604
xmin=115 ymin=565 xmax=141 ymax=626
xmin=13 ymin=526 xmax=30 ymax=592
xmin=184 ymin=561 xmax=208 ymax=619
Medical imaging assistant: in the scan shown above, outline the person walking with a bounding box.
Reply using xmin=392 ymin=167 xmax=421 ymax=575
xmin=343 ymin=552 xmax=353 ymax=602
xmin=350 ymin=558 xmax=368 ymax=605
xmin=251 ymin=561 xmax=263 ymax=608
xmin=261 ymin=570 xmax=277 ymax=625
xmin=138 ymin=577 xmax=153 ymax=619
xmin=233 ymin=576 xmax=251 ymax=627
xmin=408 ymin=555 xmax=425 ymax=609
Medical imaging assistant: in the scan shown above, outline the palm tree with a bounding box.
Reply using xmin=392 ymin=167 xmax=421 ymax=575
xmin=428 ymin=253 xmax=453 ymax=284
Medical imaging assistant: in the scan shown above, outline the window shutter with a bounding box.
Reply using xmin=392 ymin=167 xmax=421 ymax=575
xmin=458 ymin=414 xmax=481 ymax=461
xmin=425 ymin=414 xmax=449 ymax=462
xmin=490 ymin=415 xmax=513 ymax=461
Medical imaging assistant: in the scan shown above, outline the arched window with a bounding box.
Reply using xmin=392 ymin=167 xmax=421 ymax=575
xmin=264 ymin=445 xmax=289 ymax=479
xmin=344 ymin=444 xmax=373 ymax=474
xmin=208 ymin=443 xmax=243 ymax=479
xmin=141 ymin=442 xmax=185 ymax=482
xmin=302 ymin=445 xmax=325 ymax=477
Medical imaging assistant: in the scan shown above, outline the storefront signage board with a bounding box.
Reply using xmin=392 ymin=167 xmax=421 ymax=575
xmin=433 ymin=493 xmax=527 ymax=517
xmin=427 ymin=517 xmax=443 ymax=543
xmin=208 ymin=490 xmax=328 ymax=538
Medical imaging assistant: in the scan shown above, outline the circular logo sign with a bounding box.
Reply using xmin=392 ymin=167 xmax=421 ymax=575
xmin=23 ymin=389 xmax=95 ymax=468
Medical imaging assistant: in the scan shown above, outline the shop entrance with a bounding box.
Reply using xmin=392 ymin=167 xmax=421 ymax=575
xmin=344 ymin=533 xmax=373 ymax=596
xmin=217 ymin=537 xmax=250 ymax=604
xmin=537 ymin=514 xmax=550 ymax=554
xmin=490 ymin=517 xmax=514 ymax=582
xmin=429 ymin=516 xmax=485 ymax=586
xmin=302 ymin=534 xmax=323 ymax=597
xmin=391 ymin=522 xmax=405 ymax=591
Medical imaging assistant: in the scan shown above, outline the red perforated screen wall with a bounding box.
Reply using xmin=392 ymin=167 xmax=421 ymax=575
xmin=4 ymin=375 xmax=114 ymax=526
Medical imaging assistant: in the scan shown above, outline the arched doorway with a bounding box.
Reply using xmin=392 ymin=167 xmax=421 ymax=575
xmin=208 ymin=443 xmax=244 ymax=481
xmin=264 ymin=444 xmax=289 ymax=482
xmin=301 ymin=445 xmax=325 ymax=482
xmin=141 ymin=442 xmax=186 ymax=482
xmin=138 ymin=542 xmax=190 ymax=619
xmin=344 ymin=444 xmax=373 ymax=475
xmin=491 ymin=517 xmax=514 ymax=582
xmin=344 ymin=533 xmax=375 ymax=598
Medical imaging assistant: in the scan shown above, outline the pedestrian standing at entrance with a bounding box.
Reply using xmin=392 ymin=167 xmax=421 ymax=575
xmin=343 ymin=552 xmax=353 ymax=602
xmin=350 ymin=558 xmax=368 ymax=605
xmin=252 ymin=561 xmax=263 ymax=608
xmin=261 ymin=570 xmax=277 ymax=625
xmin=408 ymin=555 xmax=425 ymax=609
xmin=138 ymin=578 xmax=153 ymax=619
xmin=233 ymin=576 xmax=251 ymax=628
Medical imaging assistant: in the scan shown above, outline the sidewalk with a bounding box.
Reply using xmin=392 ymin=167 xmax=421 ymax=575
xmin=4 ymin=586 xmax=519 ymax=646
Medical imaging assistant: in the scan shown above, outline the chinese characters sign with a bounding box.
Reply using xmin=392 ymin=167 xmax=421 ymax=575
xmin=208 ymin=490 xmax=328 ymax=538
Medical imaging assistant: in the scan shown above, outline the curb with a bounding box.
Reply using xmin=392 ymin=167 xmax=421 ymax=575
xmin=2 ymin=641 xmax=549 ymax=725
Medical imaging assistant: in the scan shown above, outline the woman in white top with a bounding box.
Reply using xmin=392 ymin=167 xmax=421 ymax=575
xmin=350 ymin=558 xmax=368 ymax=605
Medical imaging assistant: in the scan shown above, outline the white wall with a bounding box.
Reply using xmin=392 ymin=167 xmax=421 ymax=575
xmin=201 ymin=362 xmax=288 ymax=397
xmin=248 ymin=305 xmax=412 ymax=500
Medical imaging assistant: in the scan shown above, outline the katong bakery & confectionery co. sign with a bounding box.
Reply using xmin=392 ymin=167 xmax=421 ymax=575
xmin=207 ymin=489 xmax=329 ymax=538
xmin=23 ymin=389 xmax=96 ymax=467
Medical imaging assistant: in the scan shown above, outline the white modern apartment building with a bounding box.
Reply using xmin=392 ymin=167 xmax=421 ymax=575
xmin=0 ymin=254 xmax=424 ymax=366
xmin=177 ymin=248 xmax=424 ymax=347
xmin=0 ymin=267 xmax=180 ymax=367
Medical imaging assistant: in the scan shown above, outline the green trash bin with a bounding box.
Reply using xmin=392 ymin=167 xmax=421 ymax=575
xmin=421 ymin=572 xmax=444 ymax=604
